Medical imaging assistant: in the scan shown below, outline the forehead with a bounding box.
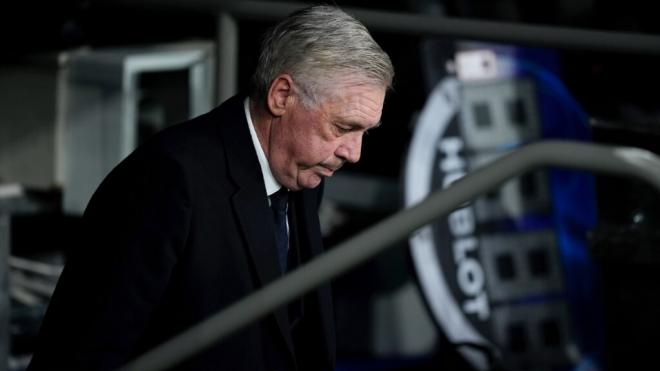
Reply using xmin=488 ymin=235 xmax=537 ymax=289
xmin=322 ymin=83 xmax=386 ymax=126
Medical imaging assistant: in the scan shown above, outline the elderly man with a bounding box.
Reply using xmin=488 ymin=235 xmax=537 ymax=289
xmin=27 ymin=5 xmax=393 ymax=371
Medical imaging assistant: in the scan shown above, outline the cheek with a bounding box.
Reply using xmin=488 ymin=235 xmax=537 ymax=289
xmin=292 ymin=135 xmax=336 ymax=164
xmin=283 ymin=112 xmax=337 ymax=165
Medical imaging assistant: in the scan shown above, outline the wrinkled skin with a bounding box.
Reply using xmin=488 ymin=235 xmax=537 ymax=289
xmin=256 ymin=75 xmax=386 ymax=191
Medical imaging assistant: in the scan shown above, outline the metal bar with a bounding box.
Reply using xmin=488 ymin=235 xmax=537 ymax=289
xmin=348 ymin=8 xmax=660 ymax=55
xmin=8 ymin=256 xmax=63 ymax=277
xmin=229 ymin=1 xmax=660 ymax=55
xmin=0 ymin=215 xmax=9 ymax=371
xmin=10 ymin=272 xmax=57 ymax=298
xmin=215 ymin=12 xmax=238 ymax=104
xmin=117 ymin=141 xmax=660 ymax=371
xmin=105 ymin=0 xmax=660 ymax=55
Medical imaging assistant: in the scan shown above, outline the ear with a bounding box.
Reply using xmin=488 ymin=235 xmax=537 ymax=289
xmin=266 ymin=74 xmax=294 ymax=117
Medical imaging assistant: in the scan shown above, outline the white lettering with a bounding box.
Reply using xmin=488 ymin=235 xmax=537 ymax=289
xmin=442 ymin=170 xmax=465 ymax=188
xmin=438 ymin=137 xmax=465 ymax=173
xmin=453 ymin=236 xmax=477 ymax=263
xmin=438 ymin=136 xmax=490 ymax=320
xmin=457 ymin=258 xmax=485 ymax=296
xmin=448 ymin=207 xmax=475 ymax=237
xmin=463 ymin=290 xmax=490 ymax=321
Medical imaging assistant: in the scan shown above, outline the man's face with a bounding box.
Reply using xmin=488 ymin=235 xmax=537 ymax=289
xmin=268 ymin=81 xmax=386 ymax=191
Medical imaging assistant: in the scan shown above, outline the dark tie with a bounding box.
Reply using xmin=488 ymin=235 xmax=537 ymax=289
xmin=270 ymin=188 xmax=289 ymax=273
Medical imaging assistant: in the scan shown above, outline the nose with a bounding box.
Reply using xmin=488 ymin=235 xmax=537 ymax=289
xmin=335 ymin=133 xmax=362 ymax=164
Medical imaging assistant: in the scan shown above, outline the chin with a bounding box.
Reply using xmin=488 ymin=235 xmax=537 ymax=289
xmin=298 ymin=175 xmax=323 ymax=190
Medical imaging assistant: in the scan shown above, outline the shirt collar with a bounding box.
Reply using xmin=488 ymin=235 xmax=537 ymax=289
xmin=244 ymin=98 xmax=282 ymax=196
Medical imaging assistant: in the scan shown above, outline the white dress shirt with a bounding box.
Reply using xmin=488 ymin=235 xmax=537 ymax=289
xmin=244 ymin=98 xmax=282 ymax=197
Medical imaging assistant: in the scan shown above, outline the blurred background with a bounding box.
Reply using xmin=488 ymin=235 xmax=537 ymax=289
xmin=2 ymin=0 xmax=660 ymax=370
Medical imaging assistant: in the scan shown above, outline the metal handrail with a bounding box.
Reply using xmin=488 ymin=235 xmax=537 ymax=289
xmin=117 ymin=140 xmax=660 ymax=371
xmin=106 ymin=0 xmax=660 ymax=56
xmin=234 ymin=1 xmax=660 ymax=56
xmin=109 ymin=0 xmax=660 ymax=102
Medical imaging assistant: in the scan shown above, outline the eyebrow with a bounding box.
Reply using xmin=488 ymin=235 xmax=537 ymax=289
xmin=345 ymin=120 xmax=382 ymax=130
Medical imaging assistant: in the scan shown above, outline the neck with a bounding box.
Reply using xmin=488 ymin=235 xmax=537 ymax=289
xmin=249 ymin=99 xmax=273 ymax=159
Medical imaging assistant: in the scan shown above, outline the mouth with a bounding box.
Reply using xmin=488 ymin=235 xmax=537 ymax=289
xmin=317 ymin=164 xmax=340 ymax=177
xmin=317 ymin=166 xmax=335 ymax=177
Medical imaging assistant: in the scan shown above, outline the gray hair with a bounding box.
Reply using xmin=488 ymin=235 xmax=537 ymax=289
xmin=251 ymin=5 xmax=394 ymax=107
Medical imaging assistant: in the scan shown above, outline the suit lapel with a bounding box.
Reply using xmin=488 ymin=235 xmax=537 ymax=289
xmin=216 ymin=96 xmax=295 ymax=360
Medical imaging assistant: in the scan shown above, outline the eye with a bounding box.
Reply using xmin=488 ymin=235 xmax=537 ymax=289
xmin=335 ymin=124 xmax=352 ymax=135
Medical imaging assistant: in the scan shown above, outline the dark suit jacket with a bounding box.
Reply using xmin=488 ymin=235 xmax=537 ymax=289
xmin=27 ymin=95 xmax=336 ymax=371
